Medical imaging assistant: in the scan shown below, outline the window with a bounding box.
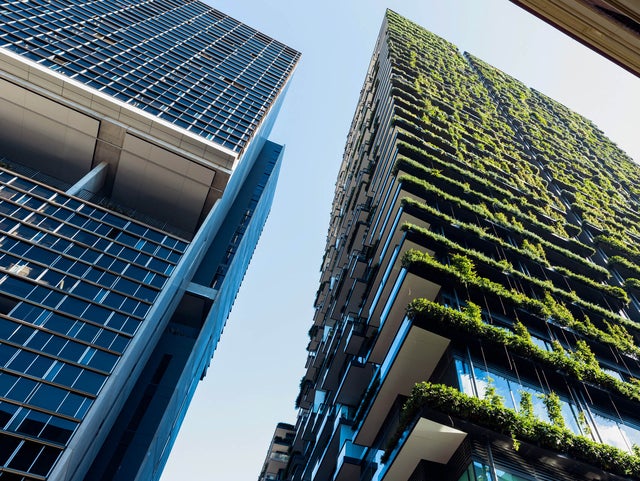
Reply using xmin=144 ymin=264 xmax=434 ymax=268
xmin=455 ymin=355 xmax=640 ymax=451
xmin=589 ymin=408 xmax=640 ymax=452
xmin=458 ymin=461 xmax=531 ymax=481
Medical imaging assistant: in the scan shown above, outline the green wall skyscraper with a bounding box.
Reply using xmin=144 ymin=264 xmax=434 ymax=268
xmin=283 ymin=10 xmax=640 ymax=481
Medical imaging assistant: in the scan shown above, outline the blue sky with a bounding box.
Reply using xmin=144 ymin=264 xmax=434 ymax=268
xmin=160 ymin=1 xmax=640 ymax=480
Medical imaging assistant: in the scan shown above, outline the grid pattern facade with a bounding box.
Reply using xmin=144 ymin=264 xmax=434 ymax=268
xmin=285 ymin=10 xmax=640 ymax=481
xmin=0 ymin=0 xmax=300 ymax=152
xmin=0 ymin=1 xmax=298 ymax=479
xmin=0 ymin=167 xmax=187 ymax=479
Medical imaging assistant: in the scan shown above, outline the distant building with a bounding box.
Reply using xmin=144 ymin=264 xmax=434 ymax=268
xmin=259 ymin=422 xmax=295 ymax=481
xmin=283 ymin=10 xmax=640 ymax=481
xmin=511 ymin=0 xmax=640 ymax=76
xmin=0 ymin=1 xmax=299 ymax=480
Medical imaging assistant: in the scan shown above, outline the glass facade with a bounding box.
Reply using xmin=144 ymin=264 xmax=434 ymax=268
xmin=458 ymin=462 xmax=529 ymax=481
xmin=0 ymin=1 xmax=299 ymax=479
xmin=455 ymin=356 xmax=640 ymax=451
xmin=0 ymin=168 xmax=187 ymax=478
xmin=0 ymin=0 xmax=299 ymax=152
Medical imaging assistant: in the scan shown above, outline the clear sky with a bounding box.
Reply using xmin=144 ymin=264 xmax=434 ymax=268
xmin=160 ymin=1 xmax=640 ymax=480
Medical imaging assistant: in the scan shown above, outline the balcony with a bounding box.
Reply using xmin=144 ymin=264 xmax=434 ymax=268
xmin=319 ymin=330 xmax=352 ymax=392
xmin=355 ymin=318 xmax=449 ymax=446
xmin=335 ymin=358 xmax=376 ymax=406
xmin=333 ymin=440 xmax=366 ymax=481
xmin=368 ymin=191 xmax=431 ymax=277
xmin=344 ymin=318 xmax=366 ymax=355
xmin=380 ymin=418 xmax=466 ymax=481
xmin=310 ymin=423 xmax=354 ymax=481
xmin=369 ymin=268 xmax=440 ymax=364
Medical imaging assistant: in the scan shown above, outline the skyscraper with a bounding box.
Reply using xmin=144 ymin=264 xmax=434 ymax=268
xmin=0 ymin=1 xmax=299 ymax=480
xmin=284 ymin=10 xmax=640 ymax=481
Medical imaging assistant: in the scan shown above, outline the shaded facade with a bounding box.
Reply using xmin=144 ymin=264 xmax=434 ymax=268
xmin=0 ymin=1 xmax=299 ymax=480
xmin=284 ymin=10 xmax=640 ymax=481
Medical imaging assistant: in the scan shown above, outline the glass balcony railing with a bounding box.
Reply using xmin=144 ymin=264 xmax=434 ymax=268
xmin=269 ymin=452 xmax=289 ymax=463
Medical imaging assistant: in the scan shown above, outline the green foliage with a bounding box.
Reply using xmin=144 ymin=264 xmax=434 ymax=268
xmin=596 ymin=235 xmax=640 ymax=261
xmin=406 ymin=298 xmax=640 ymax=402
xmin=380 ymin=23 xmax=640 ymax=478
xmin=402 ymin=218 xmax=619 ymax=317
xmin=295 ymin=378 xmax=313 ymax=409
xmin=519 ymin=391 xmax=535 ymax=422
xmin=605 ymin=321 xmax=636 ymax=353
xmin=625 ymin=278 xmax=640 ymax=291
xmin=466 ymin=49 xmax=640 ymax=259
xmin=387 ymin=382 xmax=640 ymax=477
xmin=542 ymin=292 xmax=574 ymax=325
xmin=600 ymin=285 xmax=630 ymax=304
xmin=484 ymin=377 xmax=504 ymax=408
xmin=578 ymin=411 xmax=592 ymax=437
xmin=513 ymin=320 xmax=532 ymax=343
xmin=609 ymin=256 xmax=640 ymax=278
xmin=462 ymin=301 xmax=483 ymax=324
xmin=522 ymin=238 xmax=547 ymax=263
xmin=409 ymin=49 xmax=417 ymax=69
xmin=398 ymin=173 xmax=610 ymax=281
xmin=451 ymin=254 xmax=477 ymax=282
xmin=402 ymin=247 xmax=640 ymax=356
xmin=542 ymin=392 xmax=565 ymax=428
xmin=571 ymin=340 xmax=600 ymax=371
xmin=511 ymin=436 xmax=521 ymax=452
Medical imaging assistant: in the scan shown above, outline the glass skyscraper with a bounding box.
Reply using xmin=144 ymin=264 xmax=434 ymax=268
xmin=280 ymin=10 xmax=640 ymax=481
xmin=0 ymin=1 xmax=299 ymax=480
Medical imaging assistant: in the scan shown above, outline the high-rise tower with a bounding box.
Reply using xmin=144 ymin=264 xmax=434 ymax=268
xmin=0 ymin=1 xmax=299 ymax=480
xmin=285 ymin=10 xmax=640 ymax=481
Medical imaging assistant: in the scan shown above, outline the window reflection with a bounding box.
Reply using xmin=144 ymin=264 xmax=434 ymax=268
xmin=455 ymin=356 xmax=640 ymax=452
xmin=458 ymin=461 xmax=537 ymax=481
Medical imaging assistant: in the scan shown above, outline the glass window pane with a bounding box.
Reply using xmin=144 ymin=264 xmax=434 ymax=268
xmin=0 ymin=401 xmax=19 ymax=429
xmin=592 ymin=411 xmax=628 ymax=451
xmin=17 ymin=409 xmax=49 ymax=438
xmin=8 ymin=350 xmax=36 ymax=372
xmin=0 ymin=433 xmax=21 ymax=464
xmin=8 ymin=376 xmax=37 ymax=402
xmin=29 ymin=383 xmax=67 ymax=411
xmin=88 ymin=349 xmax=118 ymax=372
xmin=76 ymin=323 xmax=100 ymax=343
xmin=30 ymin=444 xmax=62 ymax=476
xmin=492 ymin=374 xmax=515 ymax=410
xmin=73 ymin=370 xmax=106 ymax=394
xmin=53 ymin=363 xmax=81 ymax=387
xmin=59 ymin=340 xmax=86 ymax=362
xmin=0 ymin=343 xmax=17 ymax=366
xmin=455 ymin=358 xmax=474 ymax=395
xmin=621 ymin=423 xmax=640 ymax=450
xmin=473 ymin=365 xmax=489 ymax=398
xmin=560 ymin=400 xmax=581 ymax=435
xmin=8 ymin=439 xmax=43 ymax=472
xmin=0 ymin=372 xmax=19 ymax=396
xmin=495 ymin=467 xmax=530 ymax=481
xmin=473 ymin=461 xmax=494 ymax=481
xmin=41 ymin=415 xmax=76 ymax=444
